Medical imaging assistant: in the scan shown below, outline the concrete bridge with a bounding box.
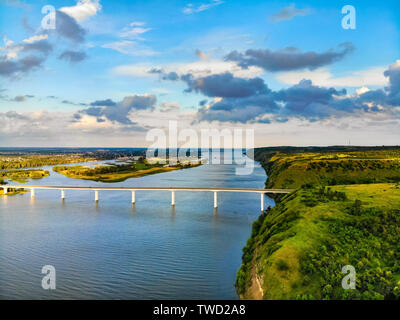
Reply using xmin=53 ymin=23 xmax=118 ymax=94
xmin=2 ymin=185 xmax=293 ymax=212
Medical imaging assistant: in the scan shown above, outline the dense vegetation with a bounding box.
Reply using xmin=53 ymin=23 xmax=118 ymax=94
xmin=237 ymin=147 xmax=400 ymax=300
xmin=53 ymin=160 xmax=202 ymax=183
xmin=0 ymin=154 xmax=94 ymax=170
xmin=0 ymin=169 xmax=50 ymax=183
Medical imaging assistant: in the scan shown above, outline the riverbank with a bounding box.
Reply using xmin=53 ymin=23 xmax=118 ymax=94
xmin=0 ymin=188 xmax=29 ymax=196
xmin=237 ymin=147 xmax=400 ymax=300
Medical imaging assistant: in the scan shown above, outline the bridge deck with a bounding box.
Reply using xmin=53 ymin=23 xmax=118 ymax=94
xmin=4 ymin=185 xmax=293 ymax=194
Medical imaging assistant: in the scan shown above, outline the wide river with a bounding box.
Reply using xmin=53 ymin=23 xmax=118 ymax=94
xmin=0 ymin=157 xmax=273 ymax=299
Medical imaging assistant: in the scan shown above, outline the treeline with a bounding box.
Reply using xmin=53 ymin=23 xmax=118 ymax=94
xmin=308 ymin=159 xmax=400 ymax=171
xmin=0 ymin=155 xmax=93 ymax=170
xmin=0 ymin=169 xmax=50 ymax=180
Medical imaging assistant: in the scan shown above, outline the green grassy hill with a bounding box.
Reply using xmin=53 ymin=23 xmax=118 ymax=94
xmin=237 ymin=183 xmax=400 ymax=300
xmin=237 ymin=147 xmax=400 ymax=300
xmin=262 ymin=150 xmax=400 ymax=189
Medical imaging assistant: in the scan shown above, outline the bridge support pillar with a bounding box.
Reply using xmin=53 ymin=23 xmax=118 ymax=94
xmin=31 ymin=188 xmax=35 ymax=198
xmin=171 ymin=190 xmax=175 ymax=206
xmin=214 ymin=191 xmax=218 ymax=208
xmin=131 ymin=191 xmax=135 ymax=204
xmin=3 ymin=187 xmax=7 ymax=195
xmin=61 ymin=189 xmax=65 ymax=200
xmin=261 ymin=193 xmax=264 ymax=212
xmin=95 ymin=190 xmax=99 ymax=203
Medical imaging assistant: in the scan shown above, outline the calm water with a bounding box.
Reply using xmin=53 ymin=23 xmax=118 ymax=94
xmin=0 ymin=158 xmax=273 ymax=299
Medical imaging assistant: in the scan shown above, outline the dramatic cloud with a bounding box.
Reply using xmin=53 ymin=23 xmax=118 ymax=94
xmin=274 ymin=79 xmax=349 ymax=120
xmin=225 ymin=43 xmax=355 ymax=72
xmin=183 ymin=0 xmax=224 ymax=14
xmin=78 ymin=94 xmax=157 ymax=124
xmin=58 ymin=50 xmax=88 ymax=63
xmin=198 ymin=94 xmax=278 ymax=123
xmin=0 ymin=37 xmax=53 ymax=78
xmin=196 ymin=62 xmax=400 ymax=123
xmin=113 ymin=59 xmax=264 ymax=80
xmin=60 ymin=0 xmax=102 ymax=22
xmin=384 ymin=60 xmax=400 ymax=105
xmin=120 ymin=94 xmax=157 ymax=111
xmin=269 ymin=4 xmax=312 ymax=22
xmin=161 ymin=71 xmax=179 ymax=81
xmin=0 ymin=55 xmax=46 ymax=77
xmin=55 ymin=10 xmax=86 ymax=43
xmin=182 ymin=72 xmax=269 ymax=98
xmin=21 ymin=40 xmax=53 ymax=55
xmin=0 ymin=10 xmax=86 ymax=77
xmin=1 ymin=38 xmax=53 ymax=60
xmin=90 ymin=99 xmax=117 ymax=107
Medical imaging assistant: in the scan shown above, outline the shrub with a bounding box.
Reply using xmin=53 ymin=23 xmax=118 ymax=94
xmin=276 ymin=259 xmax=289 ymax=271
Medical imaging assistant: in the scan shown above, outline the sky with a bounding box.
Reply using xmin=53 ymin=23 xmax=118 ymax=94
xmin=0 ymin=0 xmax=399 ymax=147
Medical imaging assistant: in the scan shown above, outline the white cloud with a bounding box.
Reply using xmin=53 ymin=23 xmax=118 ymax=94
xmin=269 ymin=4 xmax=313 ymax=22
xmin=355 ymin=86 xmax=370 ymax=96
xmin=159 ymin=101 xmax=180 ymax=112
xmin=102 ymin=40 xmax=159 ymax=56
xmin=60 ymin=0 xmax=102 ymax=22
xmin=120 ymin=27 xmax=152 ymax=39
xmin=276 ymin=66 xmax=388 ymax=87
xmin=183 ymin=0 xmax=224 ymax=14
xmin=0 ymin=36 xmax=19 ymax=60
xmin=23 ymin=34 xmax=48 ymax=43
xmin=112 ymin=60 xmax=264 ymax=79
xmin=129 ymin=21 xmax=146 ymax=27
xmin=69 ymin=114 xmax=114 ymax=131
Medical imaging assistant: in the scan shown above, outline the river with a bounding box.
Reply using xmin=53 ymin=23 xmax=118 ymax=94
xmin=0 ymin=156 xmax=273 ymax=299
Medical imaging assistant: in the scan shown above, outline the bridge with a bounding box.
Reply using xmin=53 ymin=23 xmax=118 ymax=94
xmin=2 ymin=185 xmax=293 ymax=212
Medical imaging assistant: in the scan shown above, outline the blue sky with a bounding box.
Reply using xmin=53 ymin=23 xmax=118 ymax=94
xmin=0 ymin=0 xmax=399 ymax=147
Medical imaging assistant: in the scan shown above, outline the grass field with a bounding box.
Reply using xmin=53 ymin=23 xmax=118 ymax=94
xmin=237 ymin=183 xmax=400 ymax=300
xmin=263 ymin=150 xmax=400 ymax=189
